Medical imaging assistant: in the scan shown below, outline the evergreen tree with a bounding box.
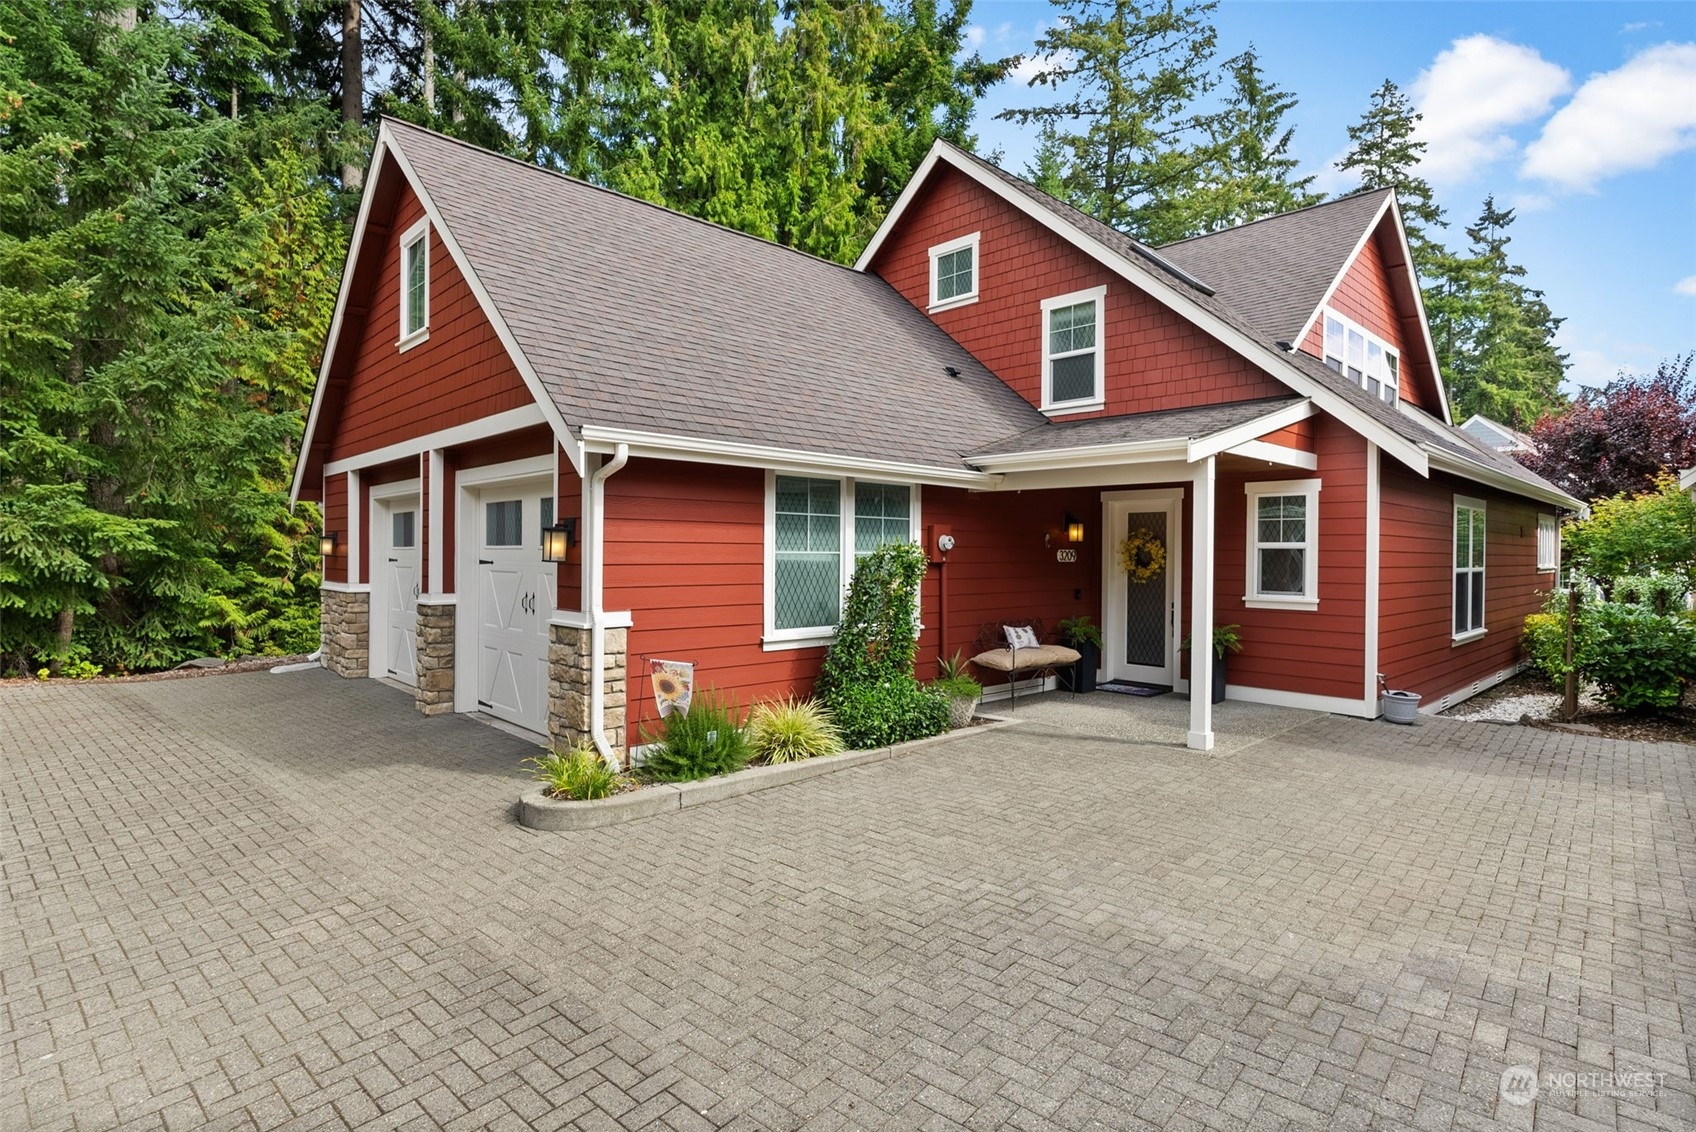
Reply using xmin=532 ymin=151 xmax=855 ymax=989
xmin=997 ymin=0 xmax=1221 ymax=242
xmin=1335 ymin=79 xmax=1444 ymax=265
xmin=1149 ymin=46 xmax=1321 ymax=240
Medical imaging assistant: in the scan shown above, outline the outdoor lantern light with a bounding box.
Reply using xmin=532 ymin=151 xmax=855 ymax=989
xmin=319 ymin=531 xmax=338 ymax=558
xmin=1065 ymin=512 xmax=1085 ymax=544
xmin=541 ymin=518 xmax=577 ymax=563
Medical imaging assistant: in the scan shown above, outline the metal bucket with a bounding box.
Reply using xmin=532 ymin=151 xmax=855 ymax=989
xmin=1381 ymin=690 xmax=1422 ymax=724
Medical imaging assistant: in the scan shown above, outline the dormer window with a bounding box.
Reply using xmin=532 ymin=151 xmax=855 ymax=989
xmin=398 ymin=218 xmax=430 ymax=349
xmin=1041 ymin=286 xmax=1106 ymax=415
xmin=927 ymin=232 xmax=979 ymax=311
xmin=1322 ymin=311 xmax=1396 ymax=403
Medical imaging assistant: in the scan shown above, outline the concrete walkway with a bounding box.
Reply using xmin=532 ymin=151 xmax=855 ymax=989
xmin=995 ymin=688 xmax=1323 ymax=754
xmin=2 ymin=669 xmax=1692 ymax=1131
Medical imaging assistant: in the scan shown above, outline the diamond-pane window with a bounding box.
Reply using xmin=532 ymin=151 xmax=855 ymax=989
xmin=1247 ymin=485 xmax=1318 ymax=602
xmin=774 ymin=475 xmax=841 ymax=631
xmin=1045 ymin=294 xmax=1100 ymax=407
xmin=935 ymin=246 xmax=973 ymax=302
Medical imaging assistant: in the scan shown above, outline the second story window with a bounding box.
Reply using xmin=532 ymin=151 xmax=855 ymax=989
xmin=1041 ymin=286 xmax=1106 ymax=414
xmin=1322 ymin=310 xmax=1397 ymax=404
xmin=928 ymin=232 xmax=979 ymax=311
xmin=398 ymin=218 xmax=430 ymax=348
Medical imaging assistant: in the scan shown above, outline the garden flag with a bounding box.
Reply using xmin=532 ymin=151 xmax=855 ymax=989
xmin=650 ymin=660 xmax=694 ymax=718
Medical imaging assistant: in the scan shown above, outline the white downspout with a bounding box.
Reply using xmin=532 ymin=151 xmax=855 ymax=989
xmin=587 ymin=443 xmax=629 ymax=768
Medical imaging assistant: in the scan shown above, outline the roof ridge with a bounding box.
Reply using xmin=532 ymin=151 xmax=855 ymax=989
xmin=1155 ymin=186 xmax=1395 ymax=249
xmin=379 ymin=116 xmax=873 ymax=280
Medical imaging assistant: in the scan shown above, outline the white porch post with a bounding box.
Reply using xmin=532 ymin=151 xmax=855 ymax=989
xmin=1188 ymin=455 xmax=1215 ymax=751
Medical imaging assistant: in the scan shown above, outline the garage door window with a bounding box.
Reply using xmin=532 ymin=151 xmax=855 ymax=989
xmin=486 ymin=500 xmax=522 ymax=547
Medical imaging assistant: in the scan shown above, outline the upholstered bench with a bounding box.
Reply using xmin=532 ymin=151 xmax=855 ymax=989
xmin=971 ymin=622 xmax=1080 ymax=709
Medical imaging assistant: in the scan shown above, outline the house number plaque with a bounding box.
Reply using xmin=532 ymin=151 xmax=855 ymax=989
xmin=1055 ymin=549 xmax=1078 ymax=563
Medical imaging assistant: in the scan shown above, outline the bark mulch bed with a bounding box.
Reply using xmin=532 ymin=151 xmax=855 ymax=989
xmin=1451 ymin=671 xmax=1695 ymax=745
xmin=1 ymin=654 xmax=314 ymax=687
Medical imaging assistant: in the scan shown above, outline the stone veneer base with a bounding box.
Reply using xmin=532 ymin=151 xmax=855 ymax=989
xmin=320 ymin=589 xmax=370 ymax=679
xmin=517 ymin=719 xmax=1014 ymax=831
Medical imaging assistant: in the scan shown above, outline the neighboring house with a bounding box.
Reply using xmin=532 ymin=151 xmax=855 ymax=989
xmin=290 ymin=120 xmax=1582 ymax=755
xmin=1459 ymin=414 xmax=1540 ymax=455
xmin=1682 ymin=467 xmax=1696 ymax=500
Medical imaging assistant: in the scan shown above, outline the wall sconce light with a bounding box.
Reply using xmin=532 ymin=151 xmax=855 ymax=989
xmin=319 ymin=531 xmax=338 ymax=558
xmin=541 ymin=518 xmax=577 ymax=563
xmin=1064 ymin=512 xmax=1084 ymax=543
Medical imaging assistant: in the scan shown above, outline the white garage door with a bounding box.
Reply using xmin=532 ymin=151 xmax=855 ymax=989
xmin=381 ymin=497 xmax=421 ymax=685
xmin=475 ymin=487 xmax=555 ymax=733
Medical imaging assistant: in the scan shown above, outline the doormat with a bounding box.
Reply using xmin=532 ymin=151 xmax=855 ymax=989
xmin=1097 ymin=681 xmax=1167 ymax=697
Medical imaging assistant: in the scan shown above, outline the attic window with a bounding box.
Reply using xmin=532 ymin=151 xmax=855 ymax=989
xmin=398 ymin=218 xmax=430 ymax=349
xmin=1041 ymin=286 xmax=1106 ymax=415
xmin=928 ymin=232 xmax=980 ymax=311
xmin=1323 ymin=311 xmax=1396 ymax=404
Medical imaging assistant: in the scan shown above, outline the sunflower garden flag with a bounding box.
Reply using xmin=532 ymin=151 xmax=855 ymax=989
xmin=650 ymin=660 xmax=694 ymax=718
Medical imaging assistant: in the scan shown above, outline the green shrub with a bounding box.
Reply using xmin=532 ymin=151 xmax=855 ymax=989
xmin=525 ymin=744 xmax=623 ymax=800
xmin=1576 ymin=603 xmax=1696 ymax=710
xmin=1611 ymin=572 xmax=1690 ymax=615
xmin=1564 ymin=475 xmax=1696 ymax=589
xmin=933 ymin=675 xmax=982 ymax=700
xmin=748 ymin=696 xmax=844 ymax=763
xmin=641 ymin=690 xmax=752 ymax=781
xmin=816 ymin=542 xmax=948 ymax=749
xmin=828 ymin=680 xmax=950 ymax=749
xmin=1056 ymin=615 xmax=1103 ymax=650
xmin=1522 ymin=611 xmax=1568 ymax=682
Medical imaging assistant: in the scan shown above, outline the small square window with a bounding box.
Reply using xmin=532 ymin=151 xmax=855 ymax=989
xmin=928 ymin=233 xmax=980 ymax=310
xmin=392 ymin=510 xmax=416 ymax=549
xmin=485 ymin=500 xmax=522 ymax=547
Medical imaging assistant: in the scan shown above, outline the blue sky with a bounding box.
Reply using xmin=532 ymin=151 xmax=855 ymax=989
xmin=960 ymin=1 xmax=1696 ymax=394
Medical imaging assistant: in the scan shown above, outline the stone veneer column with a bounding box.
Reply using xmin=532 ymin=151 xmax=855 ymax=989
xmin=414 ymin=600 xmax=456 ymax=715
xmin=320 ymin=589 xmax=370 ymax=678
xmin=548 ymin=622 xmax=628 ymax=757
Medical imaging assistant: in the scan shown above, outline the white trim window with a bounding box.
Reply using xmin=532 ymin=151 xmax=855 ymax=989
xmin=764 ymin=473 xmax=920 ymax=648
xmin=928 ymin=232 xmax=979 ymax=312
xmin=1537 ymin=513 xmax=1559 ymax=572
xmin=1041 ymin=285 xmax=1106 ymax=415
xmin=1322 ymin=309 xmax=1397 ymax=404
xmin=1454 ymin=496 xmax=1487 ymax=639
xmin=1244 ymin=479 xmax=1320 ymax=609
xmin=398 ymin=217 xmax=430 ymax=348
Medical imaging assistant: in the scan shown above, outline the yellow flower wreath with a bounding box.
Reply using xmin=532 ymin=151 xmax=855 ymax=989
xmin=1117 ymin=528 xmax=1167 ymax=584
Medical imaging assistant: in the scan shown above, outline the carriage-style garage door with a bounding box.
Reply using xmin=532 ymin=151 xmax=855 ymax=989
xmin=473 ymin=482 xmax=555 ymax=733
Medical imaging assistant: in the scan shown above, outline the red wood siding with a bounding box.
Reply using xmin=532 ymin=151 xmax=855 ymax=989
xmin=322 ymin=473 xmax=349 ymax=584
xmin=1214 ymin=416 xmax=1368 ymax=701
xmin=325 ymin=183 xmax=535 ymax=462
xmin=868 ymin=166 xmax=1287 ymax=419
xmin=557 ymin=449 xmax=583 ymax=612
xmin=1379 ymin=467 xmax=1557 ymax=704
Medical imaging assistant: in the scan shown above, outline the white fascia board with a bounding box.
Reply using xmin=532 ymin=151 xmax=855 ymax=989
xmin=1424 ymin=447 xmax=1584 ymax=511
xmin=291 ymin=134 xmax=390 ymax=505
xmin=1186 ymin=400 xmax=1317 ymax=461
xmin=381 ymin=131 xmax=583 ymax=479
xmin=969 ymin=437 xmax=1190 ymax=473
xmin=1225 ymin=440 xmax=1318 ymax=471
xmin=322 ymin=404 xmax=547 ymax=476
xmin=891 ymin=152 xmax=1430 ymax=475
xmin=578 ymin=425 xmax=996 ymax=488
xmin=854 ymin=142 xmax=948 ymax=270
xmin=1386 ymin=196 xmax=1454 ymax=425
xmin=1290 ymin=193 xmax=1393 ymax=358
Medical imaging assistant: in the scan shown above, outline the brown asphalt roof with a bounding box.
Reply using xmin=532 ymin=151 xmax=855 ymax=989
xmin=1155 ymin=190 xmax=1394 ymax=343
xmin=383 ymin=120 xmax=1047 ymax=471
xmin=970 ymin=398 xmax=1301 ymax=458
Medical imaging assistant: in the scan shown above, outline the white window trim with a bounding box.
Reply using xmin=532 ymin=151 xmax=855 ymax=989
xmin=1040 ymin=285 xmax=1107 ymax=416
xmin=761 ymin=472 xmax=923 ymax=650
xmin=397 ymin=216 xmax=430 ymax=351
xmin=1321 ymin=307 xmax=1397 ymax=404
xmin=1453 ymin=494 xmax=1487 ymax=642
xmin=928 ymin=231 xmax=980 ymax=313
xmin=1537 ymin=513 xmax=1559 ymax=572
xmin=1243 ymin=478 xmax=1321 ymax=610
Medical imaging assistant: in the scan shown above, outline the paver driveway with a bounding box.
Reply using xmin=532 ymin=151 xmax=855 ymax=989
xmin=2 ymin=669 xmax=1693 ymax=1132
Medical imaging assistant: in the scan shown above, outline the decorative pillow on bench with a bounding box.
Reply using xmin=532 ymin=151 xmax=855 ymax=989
xmin=1004 ymin=625 xmax=1040 ymax=650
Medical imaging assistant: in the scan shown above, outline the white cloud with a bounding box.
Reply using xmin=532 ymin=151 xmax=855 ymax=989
xmin=1522 ymin=43 xmax=1696 ymax=191
xmin=993 ymin=21 xmax=1014 ymax=44
xmin=963 ymin=24 xmax=985 ymax=50
xmin=1556 ymin=329 xmax=1661 ymax=392
xmin=1507 ymin=191 xmax=1555 ymax=214
xmin=1409 ymin=35 xmax=1571 ymax=184
xmin=1619 ymin=21 xmax=1657 ymax=34
xmin=1010 ymin=49 xmax=1076 ymax=85
xmin=1675 ymin=274 xmax=1696 ymax=297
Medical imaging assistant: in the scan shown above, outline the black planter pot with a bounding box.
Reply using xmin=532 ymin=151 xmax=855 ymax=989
xmin=1211 ymin=652 xmax=1228 ymax=704
xmin=1060 ymin=641 xmax=1100 ymax=694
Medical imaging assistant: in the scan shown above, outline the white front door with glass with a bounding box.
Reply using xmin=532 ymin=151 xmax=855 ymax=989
xmin=474 ymin=483 xmax=556 ymax=732
xmin=1101 ymin=492 xmax=1182 ymax=686
xmin=380 ymin=495 xmax=421 ymax=684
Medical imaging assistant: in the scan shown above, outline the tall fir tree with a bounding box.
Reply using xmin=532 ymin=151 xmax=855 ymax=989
xmin=1335 ymin=79 xmax=1444 ymax=266
xmin=1147 ymin=46 xmax=1322 ymax=241
xmin=997 ymin=0 xmax=1221 ymax=243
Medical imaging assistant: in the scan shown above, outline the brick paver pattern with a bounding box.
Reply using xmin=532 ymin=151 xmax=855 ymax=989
xmin=2 ymin=669 xmax=1693 ymax=1131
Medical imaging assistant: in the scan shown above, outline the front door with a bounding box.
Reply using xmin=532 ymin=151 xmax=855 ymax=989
xmin=381 ymin=496 xmax=422 ymax=684
xmin=474 ymin=485 xmax=556 ymax=732
xmin=1103 ymin=493 xmax=1182 ymax=686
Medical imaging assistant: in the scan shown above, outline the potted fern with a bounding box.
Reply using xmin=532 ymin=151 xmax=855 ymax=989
xmin=1056 ymin=615 xmax=1103 ymax=694
xmin=934 ymin=651 xmax=983 ymax=729
xmin=1181 ymin=624 xmax=1243 ymax=704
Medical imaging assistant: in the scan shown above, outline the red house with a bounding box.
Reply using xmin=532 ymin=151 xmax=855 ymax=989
xmin=291 ymin=120 xmax=1580 ymax=755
